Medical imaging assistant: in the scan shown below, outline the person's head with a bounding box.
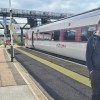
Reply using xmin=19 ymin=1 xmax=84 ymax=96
xmin=97 ymin=21 xmax=100 ymax=34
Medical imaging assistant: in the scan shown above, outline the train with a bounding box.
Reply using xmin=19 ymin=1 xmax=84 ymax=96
xmin=25 ymin=8 xmax=100 ymax=61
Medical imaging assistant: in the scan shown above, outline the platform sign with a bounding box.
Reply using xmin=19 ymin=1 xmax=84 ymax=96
xmin=9 ymin=25 xmax=14 ymax=30
xmin=8 ymin=24 xmax=20 ymax=32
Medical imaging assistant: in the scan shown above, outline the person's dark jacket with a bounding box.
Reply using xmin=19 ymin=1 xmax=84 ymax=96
xmin=86 ymin=34 xmax=100 ymax=71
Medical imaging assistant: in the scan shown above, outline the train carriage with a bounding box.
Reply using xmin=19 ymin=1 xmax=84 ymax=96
xmin=25 ymin=8 xmax=100 ymax=61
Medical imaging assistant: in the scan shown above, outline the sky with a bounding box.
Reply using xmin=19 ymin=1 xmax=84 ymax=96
xmin=0 ymin=0 xmax=100 ymax=14
xmin=0 ymin=0 xmax=100 ymax=34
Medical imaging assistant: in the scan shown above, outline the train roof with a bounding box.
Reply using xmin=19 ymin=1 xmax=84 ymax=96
xmin=29 ymin=7 xmax=100 ymax=31
xmin=59 ymin=7 xmax=100 ymax=20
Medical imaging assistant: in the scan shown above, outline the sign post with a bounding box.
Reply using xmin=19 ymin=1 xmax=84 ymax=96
xmin=9 ymin=0 xmax=14 ymax=62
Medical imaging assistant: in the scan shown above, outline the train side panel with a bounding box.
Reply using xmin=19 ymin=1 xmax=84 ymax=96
xmin=34 ymin=41 xmax=86 ymax=61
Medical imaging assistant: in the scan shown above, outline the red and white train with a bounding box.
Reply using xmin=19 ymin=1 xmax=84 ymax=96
xmin=25 ymin=8 xmax=100 ymax=61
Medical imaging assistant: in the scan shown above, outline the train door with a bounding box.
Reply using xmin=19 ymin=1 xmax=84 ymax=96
xmin=32 ymin=31 xmax=34 ymax=47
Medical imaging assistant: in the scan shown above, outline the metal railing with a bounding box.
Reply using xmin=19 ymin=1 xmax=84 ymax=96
xmin=0 ymin=8 xmax=73 ymax=19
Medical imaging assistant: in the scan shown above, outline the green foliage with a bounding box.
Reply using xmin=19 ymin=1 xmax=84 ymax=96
xmin=0 ymin=38 xmax=3 ymax=45
xmin=13 ymin=33 xmax=25 ymax=46
xmin=13 ymin=33 xmax=20 ymax=44
xmin=0 ymin=41 xmax=2 ymax=45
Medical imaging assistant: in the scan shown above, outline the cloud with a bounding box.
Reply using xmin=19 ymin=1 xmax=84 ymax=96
xmin=0 ymin=0 xmax=100 ymax=14
xmin=59 ymin=0 xmax=100 ymax=14
xmin=0 ymin=0 xmax=100 ymax=34
xmin=86 ymin=2 xmax=100 ymax=11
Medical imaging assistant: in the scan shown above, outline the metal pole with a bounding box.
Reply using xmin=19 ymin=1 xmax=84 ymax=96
xmin=3 ymin=17 xmax=7 ymax=48
xmin=21 ymin=28 xmax=23 ymax=46
xmin=9 ymin=0 xmax=14 ymax=62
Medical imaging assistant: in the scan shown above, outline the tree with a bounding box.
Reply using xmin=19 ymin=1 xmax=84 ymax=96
xmin=13 ymin=33 xmax=20 ymax=44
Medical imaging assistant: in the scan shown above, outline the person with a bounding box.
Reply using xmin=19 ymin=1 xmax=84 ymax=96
xmin=86 ymin=20 xmax=100 ymax=100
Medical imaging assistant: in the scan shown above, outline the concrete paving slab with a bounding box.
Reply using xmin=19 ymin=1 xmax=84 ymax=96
xmin=0 ymin=66 xmax=9 ymax=72
xmin=0 ymin=77 xmax=1 ymax=86
xmin=4 ymin=50 xmax=26 ymax=86
xmin=0 ymin=85 xmax=36 ymax=100
xmin=0 ymin=48 xmax=16 ymax=86
xmin=1 ymin=70 xmax=16 ymax=86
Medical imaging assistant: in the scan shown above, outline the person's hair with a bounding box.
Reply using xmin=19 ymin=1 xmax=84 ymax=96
xmin=98 ymin=20 xmax=100 ymax=25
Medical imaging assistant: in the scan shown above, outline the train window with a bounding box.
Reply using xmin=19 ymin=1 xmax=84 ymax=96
xmin=63 ymin=30 xmax=68 ymax=40
xmin=33 ymin=33 xmax=38 ymax=40
xmin=63 ymin=29 xmax=75 ymax=41
xmin=52 ymin=30 xmax=60 ymax=41
xmin=81 ymin=25 xmax=97 ymax=41
xmin=88 ymin=26 xmax=97 ymax=37
xmin=81 ymin=27 xmax=88 ymax=41
xmin=44 ymin=32 xmax=51 ymax=40
xmin=37 ymin=32 xmax=43 ymax=40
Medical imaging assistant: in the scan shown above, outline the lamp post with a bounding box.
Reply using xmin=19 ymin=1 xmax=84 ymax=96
xmin=9 ymin=0 xmax=14 ymax=62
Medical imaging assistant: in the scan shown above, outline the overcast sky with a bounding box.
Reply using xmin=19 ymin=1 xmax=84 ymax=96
xmin=0 ymin=0 xmax=100 ymax=14
xmin=0 ymin=0 xmax=100 ymax=34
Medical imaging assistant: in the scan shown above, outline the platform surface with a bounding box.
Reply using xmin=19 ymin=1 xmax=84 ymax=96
xmin=0 ymin=47 xmax=46 ymax=100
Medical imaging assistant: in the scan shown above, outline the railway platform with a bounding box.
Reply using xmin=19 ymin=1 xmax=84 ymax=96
xmin=0 ymin=46 xmax=48 ymax=100
xmin=14 ymin=47 xmax=92 ymax=100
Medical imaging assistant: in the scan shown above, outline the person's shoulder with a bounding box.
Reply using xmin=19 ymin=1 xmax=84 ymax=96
xmin=93 ymin=33 xmax=100 ymax=38
xmin=88 ymin=35 xmax=94 ymax=41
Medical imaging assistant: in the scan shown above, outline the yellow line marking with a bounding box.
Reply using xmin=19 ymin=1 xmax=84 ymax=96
xmin=16 ymin=48 xmax=91 ymax=87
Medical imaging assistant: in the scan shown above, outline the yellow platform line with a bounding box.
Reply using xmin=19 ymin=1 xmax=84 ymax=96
xmin=16 ymin=48 xmax=91 ymax=87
